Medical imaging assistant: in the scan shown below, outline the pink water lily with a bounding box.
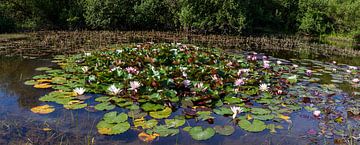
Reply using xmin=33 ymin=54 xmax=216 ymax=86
xmin=306 ymin=70 xmax=312 ymax=76
xmin=263 ymin=60 xmax=270 ymax=69
xmin=129 ymin=81 xmax=141 ymax=92
xmin=352 ymin=78 xmax=360 ymax=83
xmin=234 ymin=78 xmax=245 ymax=86
xmin=125 ymin=67 xmax=139 ymax=74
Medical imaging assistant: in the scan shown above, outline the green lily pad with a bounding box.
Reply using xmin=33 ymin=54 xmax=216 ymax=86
xmin=95 ymin=102 xmax=116 ymax=111
xmin=251 ymin=108 xmax=271 ymax=115
xmin=214 ymin=125 xmax=235 ymax=136
xmin=103 ymin=112 xmax=128 ymax=123
xmin=149 ymin=107 xmax=172 ymax=119
xmin=152 ymin=125 xmax=179 ymax=137
xmin=238 ymin=119 xmax=267 ymax=132
xmin=141 ymin=102 xmax=164 ymax=112
xmin=64 ymin=103 xmax=87 ymax=110
xmin=24 ymin=80 xmax=37 ymax=85
xmin=96 ymin=121 xmax=130 ymax=135
xmin=35 ymin=67 xmax=52 ymax=71
xmin=128 ymin=109 xmax=147 ymax=119
xmin=165 ymin=118 xmax=186 ymax=128
xmin=252 ymin=114 xmax=275 ymax=120
xmin=134 ymin=118 xmax=158 ymax=129
xmin=189 ymin=126 xmax=216 ymax=140
xmin=196 ymin=111 xmax=214 ymax=121
xmin=213 ymin=107 xmax=233 ymax=115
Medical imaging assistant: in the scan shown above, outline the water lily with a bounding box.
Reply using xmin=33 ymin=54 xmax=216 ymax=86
xmin=332 ymin=68 xmax=336 ymax=72
xmin=313 ymin=110 xmax=321 ymax=117
xmin=81 ymin=66 xmax=89 ymax=73
xmin=276 ymin=60 xmax=282 ymax=65
xmin=293 ymin=64 xmax=299 ymax=68
xmin=211 ymin=74 xmax=219 ymax=81
xmin=129 ymin=81 xmax=141 ymax=92
xmin=108 ymin=84 xmax=121 ymax=95
xmin=230 ymin=106 xmax=243 ymax=119
xmin=346 ymin=69 xmax=352 ymax=73
xmin=73 ymin=87 xmax=86 ymax=95
xmin=352 ymin=78 xmax=360 ymax=83
xmin=195 ymin=82 xmax=204 ymax=89
xmin=116 ymin=49 xmax=123 ymax=53
xmin=237 ymin=69 xmax=250 ymax=76
xmin=306 ymin=70 xmax=312 ymax=76
xmin=84 ymin=52 xmax=91 ymax=56
xmin=332 ymin=61 xmax=336 ymax=64
xmin=349 ymin=66 xmax=357 ymax=70
xmin=183 ymin=80 xmax=191 ymax=87
xmin=125 ymin=67 xmax=139 ymax=74
xmin=234 ymin=78 xmax=245 ymax=86
xmin=259 ymin=84 xmax=269 ymax=92
xmin=263 ymin=60 xmax=270 ymax=69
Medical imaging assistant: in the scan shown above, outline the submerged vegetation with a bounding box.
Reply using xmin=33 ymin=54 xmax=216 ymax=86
xmin=25 ymin=43 xmax=360 ymax=143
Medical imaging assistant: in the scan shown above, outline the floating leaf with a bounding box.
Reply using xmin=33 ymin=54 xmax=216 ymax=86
xmin=34 ymin=83 xmax=52 ymax=89
xmin=152 ymin=125 xmax=179 ymax=137
xmin=189 ymin=126 xmax=215 ymax=140
xmin=96 ymin=112 xmax=130 ymax=135
xmin=95 ymin=102 xmax=116 ymax=111
xmin=141 ymin=102 xmax=164 ymax=112
xmin=214 ymin=125 xmax=235 ymax=136
xmin=165 ymin=118 xmax=186 ymax=128
xmin=138 ymin=132 xmax=159 ymax=142
xmin=252 ymin=114 xmax=275 ymax=121
xmin=213 ymin=107 xmax=233 ymax=115
xmin=30 ymin=105 xmax=55 ymax=114
xmin=35 ymin=67 xmax=52 ymax=71
xmin=251 ymin=108 xmax=271 ymax=115
xmin=278 ymin=114 xmax=290 ymax=121
xmin=134 ymin=118 xmax=158 ymax=129
xmin=149 ymin=107 xmax=172 ymax=119
xmin=238 ymin=119 xmax=267 ymax=132
xmin=196 ymin=111 xmax=214 ymax=121
xmin=24 ymin=80 xmax=37 ymax=85
xmin=128 ymin=109 xmax=147 ymax=119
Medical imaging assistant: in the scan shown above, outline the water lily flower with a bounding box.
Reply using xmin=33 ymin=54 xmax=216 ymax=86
xmin=211 ymin=74 xmax=219 ymax=81
xmin=73 ymin=87 xmax=86 ymax=95
xmin=306 ymin=70 xmax=312 ymax=76
xmin=230 ymin=106 xmax=244 ymax=119
xmin=237 ymin=69 xmax=250 ymax=76
xmin=332 ymin=68 xmax=336 ymax=72
xmin=108 ymin=84 xmax=121 ymax=95
xmin=125 ymin=67 xmax=139 ymax=74
xmin=332 ymin=61 xmax=336 ymax=64
xmin=293 ymin=64 xmax=299 ymax=68
xmin=116 ymin=49 xmax=123 ymax=53
xmin=276 ymin=60 xmax=282 ymax=65
xmin=352 ymin=78 xmax=360 ymax=83
xmin=129 ymin=81 xmax=141 ymax=92
xmin=263 ymin=60 xmax=270 ymax=69
xmin=195 ymin=82 xmax=204 ymax=89
xmin=81 ymin=66 xmax=89 ymax=73
xmin=262 ymin=56 xmax=268 ymax=60
xmin=346 ymin=69 xmax=352 ymax=73
xmin=183 ymin=80 xmax=191 ymax=87
xmin=349 ymin=66 xmax=357 ymax=70
xmin=276 ymin=89 xmax=283 ymax=95
xmin=313 ymin=110 xmax=321 ymax=117
xmin=259 ymin=83 xmax=269 ymax=92
xmin=234 ymin=78 xmax=245 ymax=86
xmin=84 ymin=52 xmax=91 ymax=56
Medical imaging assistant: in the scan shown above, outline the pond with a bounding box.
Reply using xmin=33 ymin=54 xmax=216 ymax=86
xmin=0 ymin=43 xmax=359 ymax=145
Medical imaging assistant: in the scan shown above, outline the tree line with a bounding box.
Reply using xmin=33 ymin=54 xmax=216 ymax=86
xmin=1 ymin=0 xmax=359 ymax=36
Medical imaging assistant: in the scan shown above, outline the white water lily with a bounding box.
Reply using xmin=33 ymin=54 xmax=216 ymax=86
xmin=313 ymin=110 xmax=321 ymax=117
xmin=183 ymin=80 xmax=191 ymax=87
xmin=230 ymin=106 xmax=244 ymax=119
xmin=129 ymin=81 xmax=141 ymax=91
xmin=352 ymin=78 xmax=360 ymax=83
xmin=81 ymin=66 xmax=89 ymax=73
xmin=349 ymin=66 xmax=357 ymax=70
xmin=73 ymin=87 xmax=86 ymax=95
xmin=259 ymin=83 xmax=269 ymax=92
xmin=276 ymin=60 xmax=282 ymax=65
xmin=293 ymin=64 xmax=299 ymax=68
xmin=346 ymin=69 xmax=352 ymax=73
xmin=108 ymin=84 xmax=121 ymax=95
xmin=84 ymin=52 xmax=91 ymax=56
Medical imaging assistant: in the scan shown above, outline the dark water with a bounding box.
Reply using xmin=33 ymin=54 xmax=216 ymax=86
xmin=0 ymin=50 xmax=358 ymax=145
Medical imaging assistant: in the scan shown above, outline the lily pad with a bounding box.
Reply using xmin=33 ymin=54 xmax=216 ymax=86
xmin=151 ymin=125 xmax=179 ymax=137
xmin=214 ymin=125 xmax=235 ymax=136
xmin=30 ymin=105 xmax=55 ymax=114
xmin=238 ymin=119 xmax=267 ymax=132
xmin=165 ymin=118 xmax=186 ymax=128
xmin=213 ymin=107 xmax=233 ymax=115
xmin=141 ymin=102 xmax=164 ymax=112
xmin=189 ymin=126 xmax=216 ymax=140
xmin=149 ymin=107 xmax=172 ymax=119
xmin=95 ymin=102 xmax=116 ymax=111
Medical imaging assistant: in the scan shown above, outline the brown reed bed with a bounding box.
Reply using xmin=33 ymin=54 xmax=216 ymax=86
xmin=0 ymin=31 xmax=359 ymax=57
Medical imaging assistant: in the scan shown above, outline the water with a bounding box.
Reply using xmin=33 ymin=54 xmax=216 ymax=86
xmin=0 ymin=49 xmax=359 ymax=145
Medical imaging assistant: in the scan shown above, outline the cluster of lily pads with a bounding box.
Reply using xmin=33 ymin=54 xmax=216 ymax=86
xmin=25 ymin=43 xmax=360 ymax=142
